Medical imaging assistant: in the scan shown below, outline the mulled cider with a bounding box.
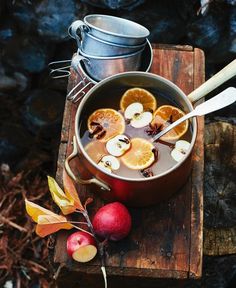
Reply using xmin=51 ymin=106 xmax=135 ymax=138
xmin=80 ymin=87 xmax=192 ymax=179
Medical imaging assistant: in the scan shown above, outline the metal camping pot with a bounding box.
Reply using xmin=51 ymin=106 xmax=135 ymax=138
xmin=65 ymin=60 xmax=236 ymax=207
xmin=75 ymin=31 xmax=146 ymax=57
xmin=67 ymin=39 xmax=153 ymax=102
xmin=68 ymin=15 xmax=150 ymax=46
xmin=78 ymin=47 xmax=145 ymax=81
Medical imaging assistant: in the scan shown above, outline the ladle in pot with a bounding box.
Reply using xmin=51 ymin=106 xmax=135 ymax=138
xmin=152 ymin=87 xmax=236 ymax=142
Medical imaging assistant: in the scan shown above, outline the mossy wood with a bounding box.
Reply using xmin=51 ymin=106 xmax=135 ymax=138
xmin=54 ymin=44 xmax=204 ymax=287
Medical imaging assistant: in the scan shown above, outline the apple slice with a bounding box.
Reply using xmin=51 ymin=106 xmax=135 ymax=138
xmin=171 ymin=140 xmax=191 ymax=162
xmin=67 ymin=231 xmax=97 ymax=263
xmin=106 ymin=134 xmax=131 ymax=157
xmin=98 ymin=155 xmax=120 ymax=172
xmin=124 ymin=102 xmax=153 ymax=128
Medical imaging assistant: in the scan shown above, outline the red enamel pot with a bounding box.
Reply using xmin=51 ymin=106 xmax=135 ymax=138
xmin=65 ymin=60 xmax=236 ymax=206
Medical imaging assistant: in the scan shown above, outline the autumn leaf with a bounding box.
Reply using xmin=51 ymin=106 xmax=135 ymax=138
xmin=25 ymin=199 xmax=56 ymax=222
xmin=63 ymin=169 xmax=84 ymax=211
xmin=36 ymin=214 xmax=73 ymax=237
xmin=47 ymin=176 xmax=78 ymax=215
xmin=25 ymin=199 xmax=73 ymax=237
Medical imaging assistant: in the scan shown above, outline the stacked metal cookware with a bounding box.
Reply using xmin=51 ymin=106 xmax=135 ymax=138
xmin=68 ymin=14 xmax=152 ymax=82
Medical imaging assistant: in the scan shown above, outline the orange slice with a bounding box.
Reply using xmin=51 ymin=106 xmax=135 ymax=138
xmin=85 ymin=141 xmax=107 ymax=163
xmin=120 ymin=88 xmax=157 ymax=112
xmin=87 ymin=109 xmax=125 ymax=142
xmin=152 ymin=105 xmax=188 ymax=141
xmin=121 ymin=138 xmax=155 ymax=170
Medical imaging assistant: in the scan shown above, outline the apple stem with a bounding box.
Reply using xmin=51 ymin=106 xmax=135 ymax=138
xmin=81 ymin=209 xmax=96 ymax=236
xmin=69 ymin=221 xmax=88 ymax=225
xmin=81 ymin=209 xmax=108 ymax=288
xmin=70 ymin=224 xmax=93 ymax=236
xmin=101 ymin=266 xmax=108 ymax=288
xmin=98 ymin=240 xmax=109 ymax=288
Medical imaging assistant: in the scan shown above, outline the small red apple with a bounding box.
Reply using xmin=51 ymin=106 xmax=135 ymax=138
xmin=92 ymin=202 xmax=132 ymax=241
xmin=67 ymin=231 xmax=97 ymax=262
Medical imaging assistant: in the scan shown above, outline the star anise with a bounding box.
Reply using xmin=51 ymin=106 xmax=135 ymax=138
xmin=145 ymin=123 xmax=163 ymax=136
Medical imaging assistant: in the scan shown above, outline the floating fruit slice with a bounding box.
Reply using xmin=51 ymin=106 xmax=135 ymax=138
xmin=171 ymin=140 xmax=191 ymax=162
xmin=98 ymin=155 xmax=120 ymax=173
xmin=124 ymin=102 xmax=153 ymax=128
xmin=87 ymin=109 xmax=125 ymax=142
xmin=85 ymin=141 xmax=106 ymax=163
xmin=124 ymin=102 xmax=143 ymax=119
xmin=131 ymin=111 xmax=153 ymax=128
xmin=106 ymin=135 xmax=131 ymax=157
xmin=121 ymin=138 xmax=155 ymax=170
xmin=120 ymin=88 xmax=157 ymax=112
xmin=152 ymin=105 xmax=189 ymax=141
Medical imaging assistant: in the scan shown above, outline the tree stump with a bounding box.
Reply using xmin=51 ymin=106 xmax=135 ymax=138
xmin=204 ymin=121 xmax=236 ymax=256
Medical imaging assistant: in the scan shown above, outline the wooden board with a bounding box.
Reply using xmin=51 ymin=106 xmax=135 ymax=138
xmin=53 ymin=44 xmax=204 ymax=287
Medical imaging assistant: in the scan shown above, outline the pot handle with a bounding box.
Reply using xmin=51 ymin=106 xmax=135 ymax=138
xmin=65 ymin=136 xmax=111 ymax=191
xmin=188 ymin=59 xmax=236 ymax=103
xmin=68 ymin=20 xmax=90 ymax=49
xmin=67 ymin=55 xmax=92 ymax=103
xmin=66 ymin=80 xmax=93 ymax=103
xmin=71 ymin=53 xmax=90 ymax=67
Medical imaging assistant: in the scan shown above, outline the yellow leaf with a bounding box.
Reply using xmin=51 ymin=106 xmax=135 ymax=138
xmin=36 ymin=214 xmax=73 ymax=237
xmin=47 ymin=176 xmax=77 ymax=215
xmin=63 ymin=169 xmax=84 ymax=211
xmin=25 ymin=199 xmax=55 ymax=222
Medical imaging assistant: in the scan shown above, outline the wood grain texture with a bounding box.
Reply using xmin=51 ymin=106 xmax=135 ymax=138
xmin=54 ymin=45 xmax=205 ymax=286
xmin=204 ymin=227 xmax=236 ymax=256
xmin=203 ymin=121 xmax=236 ymax=256
xmin=189 ymin=48 xmax=205 ymax=278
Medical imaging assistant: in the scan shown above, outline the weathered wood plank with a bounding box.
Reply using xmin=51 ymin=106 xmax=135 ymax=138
xmin=152 ymin=44 xmax=193 ymax=51
xmin=54 ymin=45 xmax=204 ymax=285
xmin=189 ymin=48 xmax=205 ymax=278
xmin=152 ymin=48 xmax=193 ymax=94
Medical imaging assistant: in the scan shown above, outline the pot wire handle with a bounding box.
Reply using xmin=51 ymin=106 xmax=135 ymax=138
xmin=65 ymin=136 xmax=110 ymax=191
xmin=67 ymin=81 xmax=93 ymax=103
xmin=48 ymin=59 xmax=72 ymax=79
xmin=67 ymin=54 xmax=92 ymax=102
xmin=188 ymin=59 xmax=236 ymax=103
xmin=68 ymin=20 xmax=89 ymax=49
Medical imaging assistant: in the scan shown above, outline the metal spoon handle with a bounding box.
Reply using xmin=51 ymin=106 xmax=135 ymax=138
xmin=152 ymin=87 xmax=236 ymax=142
xmin=194 ymin=87 xmax=236 ymax=115
xmin=151 ymin=111 xmax=195 ymax=142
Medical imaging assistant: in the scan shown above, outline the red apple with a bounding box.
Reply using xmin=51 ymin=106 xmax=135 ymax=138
xmin=92 ymin=202 xmax=132 ymax=241
xmin=66 ymin=231 xmax=97 ymax=262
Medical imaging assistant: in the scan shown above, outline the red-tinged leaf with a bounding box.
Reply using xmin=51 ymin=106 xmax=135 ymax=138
xmin=36 ymin=215 xmax=73 ymax=237
xmin=84 ymin=197 xmax=93 ymax=209
xmin=63 ymin=169 xmax=84 ymax=211
xmin=25 ymin=199 xmax=56 ymax=222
